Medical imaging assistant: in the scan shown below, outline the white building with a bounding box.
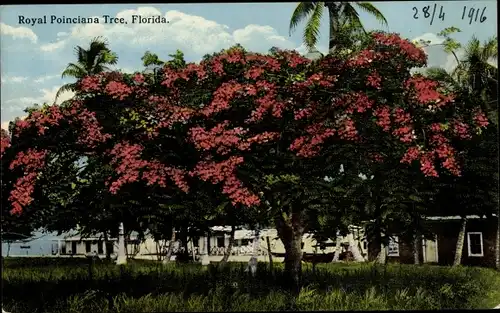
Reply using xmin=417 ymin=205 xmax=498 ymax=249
xmin=49 ymin=225 xmax=369 ymax=263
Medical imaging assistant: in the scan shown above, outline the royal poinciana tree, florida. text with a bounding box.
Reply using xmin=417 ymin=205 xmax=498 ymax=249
xmin=0 ymin=32 xmax=490 ymax=291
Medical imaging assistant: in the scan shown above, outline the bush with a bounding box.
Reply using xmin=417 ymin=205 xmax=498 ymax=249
xmin=2 ymin=258 xmax=500 ymax=312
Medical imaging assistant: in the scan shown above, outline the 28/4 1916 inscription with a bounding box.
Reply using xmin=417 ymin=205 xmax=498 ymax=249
xmin=413 ymin=4 xmax=487 ymax=25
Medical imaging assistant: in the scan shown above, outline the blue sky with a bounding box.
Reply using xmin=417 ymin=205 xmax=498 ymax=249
xmin=1 ymin=1 xmax=497 ymax=130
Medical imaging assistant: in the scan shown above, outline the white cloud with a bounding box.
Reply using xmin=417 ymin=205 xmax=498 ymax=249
xmin=294 ymin=43 xmax=328 ymax=56
xmin=411 ymin=33 xmax=444 ymax=47
xmin=38 ymin=86 xmax=76 ymax=105
xmin=40 ymin=7 xmax=295 ymax=56
xmin=1 ymin=121 xmax=11 ymax=131
xmin=232 ymin=24 xmax=294 ymax=52
xmin=0 ymin=23 xmax=38 ymax=43
xmin=3 ymin=86 xmax=75 ymax=113
xmin=1 ymin=115 xmax=27 ymax=132
xmin=40 ymin=40 xmax=67 ymax=52
xmin=34 ymin=74 xmax=60 ymax=84
xmin=1 ymin=76 xmax=28 ymax=84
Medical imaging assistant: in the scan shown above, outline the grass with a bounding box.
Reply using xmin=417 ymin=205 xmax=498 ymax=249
xmin=2 ymin=257 xmax=500 ymax=312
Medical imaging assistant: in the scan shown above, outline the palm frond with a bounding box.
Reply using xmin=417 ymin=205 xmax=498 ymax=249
xmin=354 ymin=2 xmax=388 ymax=27
xmin=303 ymin=3 xmax=324 ymax=51
xmin=55 ymin=83 xmax=77 ymax=101
xmin=341 ymin=4 xmax=364 ymax=33
xmin=425 ymin=67 xmax=458 ymax=88
xmin=289 ymin=2 xmax=317 ymax=36
xmin=61 ymin=63 xmax=87 ymax=79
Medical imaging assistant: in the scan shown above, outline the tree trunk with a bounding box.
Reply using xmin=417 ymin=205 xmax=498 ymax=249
xmin=191 ymin=238 xmax=196 ymax=262
xmin=124 ymin=232 xmax=129 ymax=259
xmin=275 ymin=212 xmax=304 ymax=295
xmin=413 ymin=235 xmax=420 ymax=265
xmin=326 ymin=2 xmax=345 ymax=54
xmin=266 ymin=236 xmax=274 ymax=273
xmin=332 ymin=230 xmax=342 ymax=262
xmin=104 ymin=232 xmax=111 ymax=261
xmin=496 ymin=211 xmax=500 ymax=270
xmin=376 ymin=233 xmax=386 ymax=264
xmin=6 ymin=242 xmax=11 ymax=257
xmin=164 ymin=227 xmax=176 ymax=264
xmin=347 ymin=234 xmax=365 ymax=262
xmin=221 ymin=225 xmax=235 ymax=264
xmin=116 ymin=222 xmax=127 ymax=265
xmin=453 ymin=218 xmax=467 ymax=266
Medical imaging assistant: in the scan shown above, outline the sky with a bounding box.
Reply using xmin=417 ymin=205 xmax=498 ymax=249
xmin=0 ymin=1 xmax=497 ymax=132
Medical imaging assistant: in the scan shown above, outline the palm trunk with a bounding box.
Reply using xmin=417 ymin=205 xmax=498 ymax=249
xmin=376 ymin=232 xmax=386 ymax=264
xmin=104 ymin=232 xmax=111 ymax=261
xmin=124 ymin=232 xmax=129 ymax=259
xmin=266 ymin=236 xmax=274 ymax=273
xmin=453 ymin=218 xmax=467 ymax=266
xmin=328 ymin=11 xmax=339 ymax=54
xmin=413 ymin=235 xmax=420 ymax=265
xmin=377 ymin=241 xmax=386 ymax=264
xmin=326 ymin=3 xmax=343 ymax=54
xmin=116 ymin=222 xmax=127 ymax=265
xmin=347 ymin=234 xmax=365 ymax=261
xmin=332 ymin=230 xmax=342 ymax=262
xmin=495 ymin=212 xmax=499 ymax=270
xmin=164 ymin=227 xmax=176 ymax=264
xmin=221 ymin=225 xmax=235 ymax=264
xmin=275 ymin=212 xmax=305 ymax=295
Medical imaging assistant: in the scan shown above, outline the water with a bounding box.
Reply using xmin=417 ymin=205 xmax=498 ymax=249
xmin=1 ymin=231 xmax=64 ymax=257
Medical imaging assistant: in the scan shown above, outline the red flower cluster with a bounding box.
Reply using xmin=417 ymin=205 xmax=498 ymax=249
xmin=405 ymin=76 xmax=454 ymax=106
xmin=371 ymin=32 xmax=427 ymax=64
xmin=108 ymin=142 xmax=189 ymax=194
xmin=4 ymin=33 xmax=491 ymax=213
xmin=8 ymin=149 xmax=48 ymax=214
xmin=366 ymin=71 xmax=382 ymax=89
xmin=1 ymin=129 xmax=11 ymax=158
xmin=105 ymin=81 xmax=132 ymax=100
xmin=192 ymin=156 xmax=258 ymax=206
xmin=473 ymin=110 xmax=489 ymax=128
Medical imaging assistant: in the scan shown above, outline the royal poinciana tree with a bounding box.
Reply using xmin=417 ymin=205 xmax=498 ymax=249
xmin=1 ymin=32 xmax=490 ymax=291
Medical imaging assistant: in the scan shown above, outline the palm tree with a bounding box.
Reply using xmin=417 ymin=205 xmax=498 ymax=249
xmin=289 ymin=2 xmax=388 ymax=54
xmin=55 ymin=37 xmax=118 ymax=101
xmin=425 ymin=35 xmax=498 ymax=268
xmin=425 ymin=36 xmax=498 ymax=125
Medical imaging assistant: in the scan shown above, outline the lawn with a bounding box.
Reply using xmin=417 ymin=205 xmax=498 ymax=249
xmin=2 ymin=257 xmax=500 ymax=312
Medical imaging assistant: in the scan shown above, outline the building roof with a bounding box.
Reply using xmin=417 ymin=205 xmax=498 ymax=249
xmin=424 ymin=214 xmax=497 ymax=220
xmin=305 ymin=48 xmax=324 ymax=61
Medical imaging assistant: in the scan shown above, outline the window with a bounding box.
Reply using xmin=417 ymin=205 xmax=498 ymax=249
xmin=387 ymin=236 xmax=399 ymax=257
xmin=71 ymin=242 xmax=77 ymax=254
xmin=363 ymin=241 xmax=367 ymax=250
xmin=467 ymin=232 xmax=484 ymax=257
xmin=217 ymin=236 xmax=225 ymax=248
xmin=85 ymin=241 xmax=91 ymax=253
xmin=98 ymin=242 xmax=104 ymax=254
xmin=241 ymin=239 xmax=252 ymax=246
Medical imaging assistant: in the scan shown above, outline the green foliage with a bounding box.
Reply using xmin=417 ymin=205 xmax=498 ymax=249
xmin=141 ymin=51 xmax=164 ymax=67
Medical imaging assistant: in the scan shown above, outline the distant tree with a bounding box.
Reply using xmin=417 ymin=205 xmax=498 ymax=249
xmin=56 ymin=37 xmax=118 ymax=101
xmin=289 ymin=2 xmax=387 ymax=53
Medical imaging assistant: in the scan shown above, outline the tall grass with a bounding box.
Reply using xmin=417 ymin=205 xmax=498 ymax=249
xmin=2 ymin=257 xmax=500 ymax=312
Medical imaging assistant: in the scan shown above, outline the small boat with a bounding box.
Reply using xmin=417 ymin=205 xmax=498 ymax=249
xmin=271 ymin=252 xmax=336 ymax=263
